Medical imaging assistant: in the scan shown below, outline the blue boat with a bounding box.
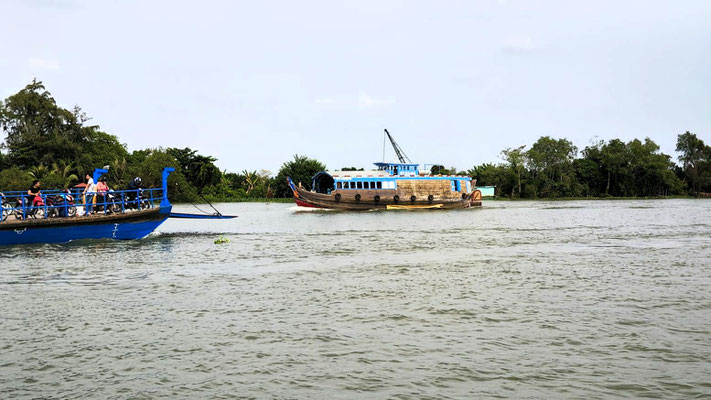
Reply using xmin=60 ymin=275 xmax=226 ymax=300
xmin=0 ymin=167 xmax=234 ymax=246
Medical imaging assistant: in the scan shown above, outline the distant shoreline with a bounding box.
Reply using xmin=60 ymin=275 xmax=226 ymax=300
xmin=175 ymin=198 xmax=293 ymax=205
xmin=175 ymin=195 xmax=707 ymax=205
xmin=488 ymin=195 xmax=702 ymax=201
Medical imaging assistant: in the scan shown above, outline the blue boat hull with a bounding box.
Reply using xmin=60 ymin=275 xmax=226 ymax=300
xmin=0 ymin=206 xmax=171 ymax=246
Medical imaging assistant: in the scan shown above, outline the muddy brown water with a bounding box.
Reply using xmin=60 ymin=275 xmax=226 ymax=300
xmin=1 ymin=200 xmax=710 ymax=398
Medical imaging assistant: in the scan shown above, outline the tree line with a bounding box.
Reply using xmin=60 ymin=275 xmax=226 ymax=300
xmin=1 ymin=80 xmax=709 ymax=200
xmin=464 ymin=133 xmax=710 ymax=198
xmin=0 ymin=80 xmax=326 ymax=202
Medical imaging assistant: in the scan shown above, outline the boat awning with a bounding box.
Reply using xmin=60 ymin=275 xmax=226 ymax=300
xmin=311 ymin=171 xmax=334 ymax=194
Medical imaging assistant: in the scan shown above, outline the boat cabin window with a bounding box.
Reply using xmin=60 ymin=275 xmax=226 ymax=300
xmin=336 ymin=180 xmax=392 ymax=189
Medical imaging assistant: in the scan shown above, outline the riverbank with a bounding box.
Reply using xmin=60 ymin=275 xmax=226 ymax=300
xmin=180 ymin=197 xmax=294 ymax=205
xmin=186 ymin=195 xmax=703 ymax=204
xmin=488 ymin=195 xmax=700 ymax=201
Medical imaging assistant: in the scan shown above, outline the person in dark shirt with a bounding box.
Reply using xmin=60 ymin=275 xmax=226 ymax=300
xmin=27 ymin=180 xmax=42 ymax=206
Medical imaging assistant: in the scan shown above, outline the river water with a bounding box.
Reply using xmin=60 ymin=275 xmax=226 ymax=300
xmin=1 ymin=200 xmax=710 ymax=398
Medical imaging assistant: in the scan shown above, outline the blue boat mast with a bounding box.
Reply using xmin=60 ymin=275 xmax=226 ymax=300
xmin=92 ymin=168 xmax=109 ymax=184
xmin=161 ymin=167 xmax=175 ymax=208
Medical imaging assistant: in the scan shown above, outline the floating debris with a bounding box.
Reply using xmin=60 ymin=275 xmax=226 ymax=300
xmin=214 ymin=236 xmax=230 ymax=244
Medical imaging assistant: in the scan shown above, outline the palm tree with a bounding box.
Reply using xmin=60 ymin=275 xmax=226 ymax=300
xmin=242 ymin=170 xmax=258 ymax=194
xmin=109 ymin=158 xmax=128 ymax=188
xmin=51 ymin=162 xmax=79 ymax=188
xmin=28 ymin=164 xmax=51 ymax=180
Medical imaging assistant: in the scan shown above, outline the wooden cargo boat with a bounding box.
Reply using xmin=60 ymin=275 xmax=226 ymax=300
xmin=287 ymin=130 xmax=482 ymax=211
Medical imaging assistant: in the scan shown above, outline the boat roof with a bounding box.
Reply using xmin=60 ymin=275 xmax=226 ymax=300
xmin=373 ymin=162 xmax=420 ymax=168
xmin=327 ymin=170 xmax=391 ymax=178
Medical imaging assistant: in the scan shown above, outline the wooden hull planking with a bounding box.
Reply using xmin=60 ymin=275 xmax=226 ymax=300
xmin=291 ymin=185 xmax=482 ymax=211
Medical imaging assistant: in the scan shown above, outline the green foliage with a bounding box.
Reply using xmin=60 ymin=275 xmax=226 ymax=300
xmin=574 ymin=138 xmax=684 ymax=197
xmin=51 ymin=162 xmax=79 ymax=188
xmin=0 ymin=167 xmax=32 ymax=191
xmin=214 ymin=236 xmax=230 ymax=244
xmin=467 ymin=163 xmax=514 ymax=196
xmin=676 ymin=131 xmax=711 ymax=195
xmin=525 ymin=137 xmax=578 ymax=197
xmin=201 ymin=169 xmax=275 ymax=201
xmin=430 ymin=165 xmax=457 ymax=175
xmin=167 ymin=147 xmax=221 ymax=189
xmin=501 ymin=145 xmax=526 ymax=197
xmin=469 ymin=135 xmax=687 ymax=199
xmin=573 ymin=158 xmax=602 ymax=196
xmin=201 ymin=183 xmax=242 ymax=202
xmin=273 ymin=154 xmax=326 ymax=197
xmin=0 ymin=80 xmax=126 ymax=173
xmin=127 ymin=149 xmax=196 ymax=202
xmin=78 ymin=129 xmax=128 ymax=171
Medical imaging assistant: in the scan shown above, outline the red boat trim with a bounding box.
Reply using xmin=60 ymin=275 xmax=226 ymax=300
xmin=294 ymin=199 xmax=319 ymax=208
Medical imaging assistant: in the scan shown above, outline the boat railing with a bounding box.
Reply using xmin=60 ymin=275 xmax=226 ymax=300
xmin=1 ymin=187 xmax=166 ymax=222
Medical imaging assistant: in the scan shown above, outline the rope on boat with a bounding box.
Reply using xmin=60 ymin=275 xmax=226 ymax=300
xmin=188 ymin=200 xmax=214 ymax=216
xmin=175 ymin=183 xmax=224 ymax=217
xmin=198 ymin=193 xmax=223 ymax=216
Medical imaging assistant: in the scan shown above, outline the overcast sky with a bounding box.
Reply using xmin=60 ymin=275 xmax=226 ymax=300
xmin=1 ymin=0 xmax=710 ymax=173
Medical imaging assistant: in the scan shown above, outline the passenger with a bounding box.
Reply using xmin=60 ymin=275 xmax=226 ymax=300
xmin=27 ymin=180 xmax=42 ymax=207
xmin=128 ymin=177 xmax=142 ymax=191
xmin=96 ymin=177 xmax=109 ymax=212
xmin=96 ymin=177 xmax=109 ymax=194
xmin=82 ymin=173 xmax=97 ymax=215
xmin=127 ymin=177 xmax=143 ymax=209
xmin=55 ymin=189 xmax=72 ymax=217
